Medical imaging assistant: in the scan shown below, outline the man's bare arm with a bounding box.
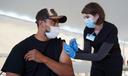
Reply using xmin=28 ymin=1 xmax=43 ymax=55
xmin=6 ymin=72 xmax=20 ymax=76
xmin=44 ymin=49 xmax=74 ymax=76
xmin=24 ymin=43 xmax=74 ymax=76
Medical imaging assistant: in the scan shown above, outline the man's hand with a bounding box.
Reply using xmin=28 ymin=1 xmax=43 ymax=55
xmin=24 ymin=49 xmax=47 ymax=63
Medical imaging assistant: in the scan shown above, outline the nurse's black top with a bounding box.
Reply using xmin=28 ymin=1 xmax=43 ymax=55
xmin=75 ymin=21 xmax=123 ymax=63
xmin=1 ymin=35 xmax=64 ymax=76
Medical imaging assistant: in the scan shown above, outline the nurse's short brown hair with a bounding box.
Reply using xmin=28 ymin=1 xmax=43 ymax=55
xmin=81 ymin=2 xmax=105 ymax=25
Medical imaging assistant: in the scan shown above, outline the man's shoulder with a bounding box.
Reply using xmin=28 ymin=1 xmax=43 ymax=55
xmin=13 ymin=35 xmax=34 ymax=49
xmin=55 ymin=38 xmax=65 ymax=42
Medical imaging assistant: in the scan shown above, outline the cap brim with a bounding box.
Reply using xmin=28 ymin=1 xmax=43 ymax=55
xmin=50 ymin=16 xmax=67 ymax=23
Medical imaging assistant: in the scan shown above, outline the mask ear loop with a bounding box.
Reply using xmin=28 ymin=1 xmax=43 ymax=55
xmin=45 ymin=25 xmax=51 ymax=33
xmin=0 ymin=71 xmax=3 ymax=75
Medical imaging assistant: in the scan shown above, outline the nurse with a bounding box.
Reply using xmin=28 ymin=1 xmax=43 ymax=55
xmin=64 ymin=2 xmax=123 ymax=76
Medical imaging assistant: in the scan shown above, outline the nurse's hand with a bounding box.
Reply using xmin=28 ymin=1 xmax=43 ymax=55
xmin=64 ymin=43 xmax=76 ymax=58
xmin=69 ymin=38 xmax=78 ymax=52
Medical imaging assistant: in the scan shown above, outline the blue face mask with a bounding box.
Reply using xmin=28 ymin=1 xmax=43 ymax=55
xmin=84 ymin=18 xmax=95 ymax=28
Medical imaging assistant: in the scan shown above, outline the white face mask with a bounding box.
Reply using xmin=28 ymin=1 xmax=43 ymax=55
xmin=45 ymin=26 xmax=60 ymax=39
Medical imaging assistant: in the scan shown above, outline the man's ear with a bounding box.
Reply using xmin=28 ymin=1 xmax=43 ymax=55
xmin=38 ymin=20 xmax=44 ymax=25
xmin=38 ymin=20 xmax=46 ymax=28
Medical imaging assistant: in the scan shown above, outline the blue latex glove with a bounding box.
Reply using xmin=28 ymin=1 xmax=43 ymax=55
xmin=64 ymin=43 xmax=76 ymax=58
xmin=69 ymin=38 xmax=78 ymax=52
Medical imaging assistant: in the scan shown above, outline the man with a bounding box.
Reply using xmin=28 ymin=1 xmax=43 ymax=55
xmin=1 ymin=8 xmax=74 ymax=76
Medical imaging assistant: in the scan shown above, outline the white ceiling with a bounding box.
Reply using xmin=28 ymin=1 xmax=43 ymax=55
xmin=0 ymin=0 xmax=128 ymax=41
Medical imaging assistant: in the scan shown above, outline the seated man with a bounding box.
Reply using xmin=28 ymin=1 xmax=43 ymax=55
xmin=1 ymin=8 xmax=74 ymax=76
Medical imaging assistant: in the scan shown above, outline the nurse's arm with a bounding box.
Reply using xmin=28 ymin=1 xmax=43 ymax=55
xmin=75 ymin=42 xmax=113 ymax=61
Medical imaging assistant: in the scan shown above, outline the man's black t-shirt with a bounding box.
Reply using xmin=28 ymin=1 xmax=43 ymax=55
xmin=1 ymin=35 xmax=64 ymax=76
